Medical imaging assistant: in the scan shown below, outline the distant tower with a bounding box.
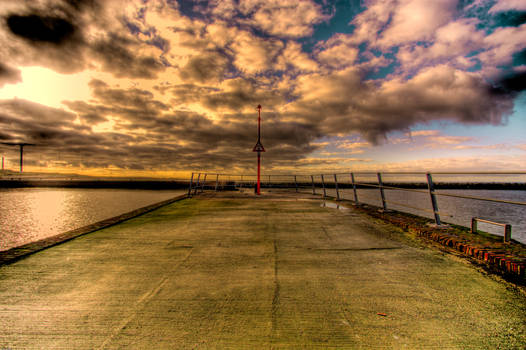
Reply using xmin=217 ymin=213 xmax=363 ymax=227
xmin=252 ymin=105 xmax=265 ymax=195
xmin=0 ymin=142 xmax=36 ymax=172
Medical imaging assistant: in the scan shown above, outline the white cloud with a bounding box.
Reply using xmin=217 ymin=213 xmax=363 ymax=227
xmin=350 ymin=0 xmax=457 ymax=49
xmin=231 ymin=30 xmax=284 ymax=74
xmin=489 ymin=0 xmax=526 ymax=13
xmin=377 ymin=0 xmax=458 ymax=48
xmin=276 ymin=41 xmax=319 ymax=73
xmin=348 ymin=0 xmax=393 ymax=45
xmin=477 ymin=23 xmax=526 ymax=75
xmin=316 ymin=34 xmax=360 ymax=69
xmin=397 ymin=18 xmax=485 ymax=72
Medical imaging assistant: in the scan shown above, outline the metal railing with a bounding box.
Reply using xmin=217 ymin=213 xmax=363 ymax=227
xmin=471 ymin=218 xmax=512 ymax=242
xmin=188 ymin=171 xmax=526 ymax=243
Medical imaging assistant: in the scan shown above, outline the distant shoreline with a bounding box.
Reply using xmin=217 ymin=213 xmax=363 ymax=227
xmin=0 ymin=180 xmax=189 ymax=190
xmin=0 ymin=179 xmax=525 ymax=190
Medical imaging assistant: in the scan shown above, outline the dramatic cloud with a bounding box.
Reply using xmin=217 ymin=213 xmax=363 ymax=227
xmin=0 ymin=0 xmax=166 ymax=78
xmin=204 ymin=0 xmax=331 ymax=38
xmin=6 ymin=13 xmax=77 ymax=44
xmin=285 ymin=65 xmax=514 ymax=143
xmin=0 ymin=0 xmax=525 ymax=173
xmin=0 ymin=79 xmax=318 ymax=171
xmin=90 ymin=33 xmax=166 ymax=79
xmin=179 ymin=49 xmax=229 ymax=82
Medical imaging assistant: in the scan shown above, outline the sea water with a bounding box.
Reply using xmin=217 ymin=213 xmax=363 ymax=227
xmin=0 ymin=188 xmax=185 ymax=251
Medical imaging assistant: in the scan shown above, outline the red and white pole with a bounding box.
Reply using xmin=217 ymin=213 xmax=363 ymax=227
xmin=257 ymin=105 xmax=261 ymax=195
xmin=257 ymin=150 xmax=261 ymax=195
xmin=253 ymin=104 xmax=265 ymax=195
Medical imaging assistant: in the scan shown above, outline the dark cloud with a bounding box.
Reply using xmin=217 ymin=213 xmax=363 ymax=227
xmin=61 ymin=100 xmax=108 ymax=125
xmin=0 ymin=99 xmax=84 ymax=145
xmin=0 ymin=63 xmax=21 ymax=87
xmin=52 ymin=79 xmax=322 ymax=171
xmin=286 ymin=66 xmax=516 ymax=144
xmin=0 ymin=98 xmax=160 ymax=170
xmin=163 ymin=84 xmax=219 ymax=105
xmin=179 ymin=50 xmax=230 ymax=83
xmin=91 ymin=33 xmax=166 ymax=79
xmin=6 ymin=14 xmax=77 ymax=45
xmin=201 ymin=78 xmax=285 ymax=112
xmin=489 ymin=71 xmax=526 ymax=96
xmin=87 ymin=79 xmax=169 ymax=115
xmin=0 ymin=0 xmax=165 ymax=78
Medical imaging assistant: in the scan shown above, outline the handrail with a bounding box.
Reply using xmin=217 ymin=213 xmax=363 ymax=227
xmin=155 ymin=171 xmax=526 ymax=177
xmin=471 ymin=217 xmax=512 ymax=242
xmin=187 ymin=171 xmax=525 ymax=242
xmin=348 ymin=181 xmax=526 ymax=206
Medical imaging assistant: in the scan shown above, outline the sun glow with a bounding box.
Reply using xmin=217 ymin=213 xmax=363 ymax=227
xmin=0 ymin=66 xmax=92 ymax=109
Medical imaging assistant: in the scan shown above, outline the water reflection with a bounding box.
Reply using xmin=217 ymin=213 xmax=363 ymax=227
xmin=321 ymin=201 xmax=349 ymax=210
xmin=0 ymin=188 xmax=185 ymax=251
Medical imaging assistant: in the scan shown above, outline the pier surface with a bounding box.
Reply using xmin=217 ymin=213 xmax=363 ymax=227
xmin=1 ymin=191 xmax=525 ymax=349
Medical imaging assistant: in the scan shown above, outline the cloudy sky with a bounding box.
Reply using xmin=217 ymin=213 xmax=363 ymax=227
xmin=0 ymin=0 xmax=525 ymax=177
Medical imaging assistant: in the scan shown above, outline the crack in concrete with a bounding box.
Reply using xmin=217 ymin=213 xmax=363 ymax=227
xmin=271 ymin=238 xmax=280 ymax=344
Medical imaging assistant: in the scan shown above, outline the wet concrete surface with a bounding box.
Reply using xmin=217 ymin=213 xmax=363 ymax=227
xmin=0 ymin=191 xmax=525 ymax=349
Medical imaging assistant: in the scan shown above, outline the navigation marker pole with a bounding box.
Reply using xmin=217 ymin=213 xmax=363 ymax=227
xmin=253 ymin=105 xmax=265 ymax=195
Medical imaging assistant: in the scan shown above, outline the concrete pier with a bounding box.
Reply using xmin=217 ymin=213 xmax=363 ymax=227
xmin=1 ymin=191 xmax=525 ymax=349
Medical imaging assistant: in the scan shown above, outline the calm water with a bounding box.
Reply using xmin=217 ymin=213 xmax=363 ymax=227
xmin=0 ymin=188 xmax=185 ymax=251
xmin=319 ymin=187 xmax=526 ymax=244
xmin=1 ymin=187 xmax=524 ymax=252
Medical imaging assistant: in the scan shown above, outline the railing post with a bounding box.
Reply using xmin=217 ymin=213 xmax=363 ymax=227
xmin=311 ymin=175 xmax=315 ymax=195
xmin=333 ymin=174 xmax=340 ymax=200
xmin=268 ymin=175 xmax=271 ymax=187
xmin=350 ymin=172 xmax=359 ymax=204
xmin=215 ymin=174 xmax=219 ymax=191
xmin=504 ymin=224 xmax=512 ymax=242
xmin=194 ymin=173 xmax=201 ymax=195
xmin=188 ymin=172 xmax=194 ymax=197
xmin=471 ymin=218 xmax=478 ymax=233
xmin=294 ymin=175 xmax=298 ymax=192
xmin=201 ymin=173 xmax=207 ymax=193
xmin=426 ymin=173 xmax=442 ymax=226
xmin=377 ymin=172 xmax=387 ymax=211
xmin=321 ymin=174 xmax=326 ymax=198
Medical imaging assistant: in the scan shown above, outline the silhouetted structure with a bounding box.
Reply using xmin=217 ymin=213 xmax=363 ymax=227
xmin=0 ymin=142 xmax=36 ymax=172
